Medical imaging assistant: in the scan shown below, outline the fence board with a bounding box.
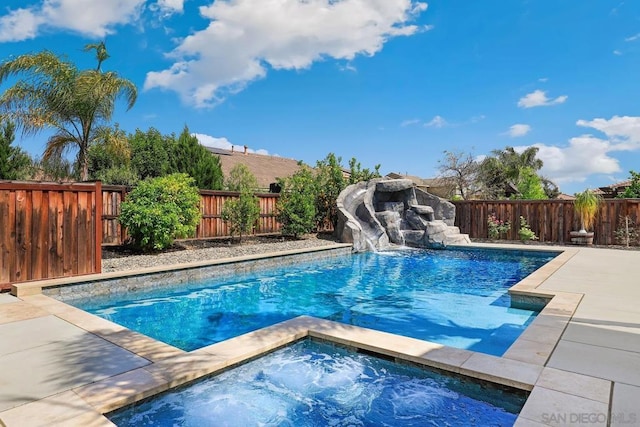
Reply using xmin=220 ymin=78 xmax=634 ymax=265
xmin=0 ymin=181 xmax=101 ymax=289
xmin=453 ymin=199 xmax=640 ymax=245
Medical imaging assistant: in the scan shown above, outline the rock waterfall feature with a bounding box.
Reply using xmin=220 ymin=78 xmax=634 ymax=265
xmin=336 ymin=179 xmax=470 ymax=252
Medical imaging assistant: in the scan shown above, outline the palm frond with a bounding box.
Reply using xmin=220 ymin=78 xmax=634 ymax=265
xmin=43 ymin=132 xmax=79 ymax=162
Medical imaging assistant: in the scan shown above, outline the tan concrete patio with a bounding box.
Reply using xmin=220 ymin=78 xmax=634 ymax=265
xmin=0 ymin=245 xmax=638 ymax=426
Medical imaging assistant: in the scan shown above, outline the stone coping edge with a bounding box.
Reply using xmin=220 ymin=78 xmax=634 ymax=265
xmin=10 ymin=244 xmax=353 ymax=297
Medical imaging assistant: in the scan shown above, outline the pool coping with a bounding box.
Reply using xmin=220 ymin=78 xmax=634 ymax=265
xmin=10 ymin=243 xmax=354 ymax=298
xmin=1 ymin=243 xmax=610 ymax=426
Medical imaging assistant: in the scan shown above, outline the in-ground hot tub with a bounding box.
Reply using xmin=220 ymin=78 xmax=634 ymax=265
xmin=108 ymin=338 xmax=527 ymax=426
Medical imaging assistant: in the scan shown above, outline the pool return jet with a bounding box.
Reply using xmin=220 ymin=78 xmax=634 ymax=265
xmin=336 ymin=179 xmax=470 ymax=252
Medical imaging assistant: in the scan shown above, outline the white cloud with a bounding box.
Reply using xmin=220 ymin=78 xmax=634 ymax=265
xmin=424 ymin=115 xmax=448 ymax=128
xmin=400 ymin=119 xmax=421 ymax=127
xmin=0 ymin=9 xmax=43 ymax=42
xmin=517 ymin=90 xmax=568 ymax=108
xmin=193 ymin=133 xmax=270 ymax=155
xmin=469 ymin=114 xmax=486 ymax=124
xmin=0 ymin=0 xmax=145 ymax=40
xmin=506 ymin=124 xmax=531 ymax=137
xmin=576 ymin=116 xmax=640 ymax=149
xmin=538 ymin=77 xmax=548 ymax=83
xmin=613 ymin=50 xmax=623 ymax=56
xmin=145 ymin=0 xmax=428 ymax=107
xmin=150 ymin=0 xmax=184 ymax=17
xmin=515 ymin=116 xmax=640 ymax=184
xmin=531 ymin=137 xmax=621 ymax=184
xmin=338 ymin=63 xmax=357 ymax=73
xmin=157 ymin=0 xmax=184 ymax=13
xmin=625 ymin=33 xmax=640 ymax=42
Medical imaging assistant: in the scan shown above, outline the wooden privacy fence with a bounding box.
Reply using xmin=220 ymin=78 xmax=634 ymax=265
xmin=0 ymin=181 xmax=102 ymax=289
xmin=453 ymin=199 xmax=640 ymax=245
xmin=102 ymin=186 xmax=282 ymax=245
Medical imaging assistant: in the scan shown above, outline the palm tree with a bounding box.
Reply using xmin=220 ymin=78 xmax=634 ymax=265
xmin=0 ymin=43 xmax=136 ymax=180
xmin=479 ymin=146 xmax=546 ymax=199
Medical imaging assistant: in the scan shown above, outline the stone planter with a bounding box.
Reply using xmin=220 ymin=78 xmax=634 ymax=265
xmin=570 ymin=230 xmax=594 ymax=245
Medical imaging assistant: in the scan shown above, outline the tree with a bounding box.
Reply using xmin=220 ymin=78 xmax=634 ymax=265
xmin=312 ymin=154 xmax=381 ymax=230
xmin=0 ymin=120 xmax=31 ymax=180
xmin=88 ymin=124 xmax=138 ymax=185
xmin=277 ymin=166 xmax=317 ymax=238
xmin=477 ymin=146 xmax=554 ymax=199
xmin=169 ymin=126 xmax=224 ymax=190
xmin=225 ymin=163 xmax=258 ymax=192
xmin=618 ymin=171 xmax=640 ymax=198
xmin=315 ymin=153 xmax=345 ymax=230
xmin=437 ymin=150 xmax=479 ymax=200
xmin=0 ymin=42 xmax=137 ymax=180
xmin=348 ymin=157 xmax=381 ymax=184
xmin=129 ymin=128 xmax=171 ymax=179
xmin=221 ymin=164 xmax=260 ymax=242
xmin=31 ymin=155 xmax=75 ymax=181
xmin=514 ymin=167 xmax=547 ymax=200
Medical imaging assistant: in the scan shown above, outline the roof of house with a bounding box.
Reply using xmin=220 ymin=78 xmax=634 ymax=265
xmin=556 ymin=193 xmax=576 ymax=200
xmin=598 ymin=180 xmax=632 ymax=191
xmin=205 ymin=146 xmax=302 ymax=190
xmin=591 ymin=179 xmax=633 ymax=197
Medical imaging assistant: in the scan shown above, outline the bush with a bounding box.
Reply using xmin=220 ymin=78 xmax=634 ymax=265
xmin=487 ymin=213 xmax=510 ymax=239
xmin=518 ymin=216 xmax=538 ymax=242
xmin=221 ymin=164 xmax=260 ymax=242
xmin=277 ymin=166 xmax=317 ymax=238
xmin=94 ymin=165 xmax=139 ymax=186
xmin=119 ymin=174 xmax=201 ymax=251
xmin=225 ymin=163 xmax=258 ymax=192
xmin=221 ymin=193 xmax=260 ymax=242
xmin=314 ymin=153 xmax=345 ymax=230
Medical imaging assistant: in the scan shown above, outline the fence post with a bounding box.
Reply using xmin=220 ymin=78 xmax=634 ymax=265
xmin=94 ymin=181 xmax=102 ymax=274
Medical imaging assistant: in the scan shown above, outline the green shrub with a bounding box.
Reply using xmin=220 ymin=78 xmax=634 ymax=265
xmin=277 ymin=166 xmax=317 ymax=238
xmin=119 ymin=173 xmax=201 ymax=251
xmin=95 ymin=165 xmax=139 ymax=186
xmin=221 ymin=164 xmax=261 ymax=242
xmin=518 ymin=216 xmax=538 ymax=242
xmin=221 ymin=192 xmax=260 ymax=242
xmin=314 ymin=153 xmax=345 ymax=230
xmin=225 ymin=163 xmax=258 ymax=192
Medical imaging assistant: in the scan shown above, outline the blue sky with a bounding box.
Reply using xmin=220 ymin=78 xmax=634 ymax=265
xmin=1 ymin=0 xmax=639 ymax=194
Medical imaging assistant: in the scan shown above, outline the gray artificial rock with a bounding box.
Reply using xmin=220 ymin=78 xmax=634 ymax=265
xmin=375 ymin=211 xmax=404 ymax=244
xmin=414 ymin=187 xmax=456 ymax=226
xmin=375 ymin=179 xmax=414 ymax=192
xmin=405 ymin=209 xmax=430 ymax=230
xmin=380 ymin=202 xmax=405 ymax=214
xmin=336 ymin=178 xmax=469 ymax=252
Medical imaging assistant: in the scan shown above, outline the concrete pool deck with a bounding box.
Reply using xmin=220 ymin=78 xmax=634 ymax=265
xmin=0 ymin=244 xmax=638 ymax=426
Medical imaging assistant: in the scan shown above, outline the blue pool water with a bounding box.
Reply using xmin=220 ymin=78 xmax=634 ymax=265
xmin=71 ymin=248 xmax=557 ymax=355
xmin=108 ymin=339 xmax=526 ymax=426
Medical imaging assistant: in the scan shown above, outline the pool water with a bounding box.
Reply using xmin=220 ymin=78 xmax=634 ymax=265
xmin=108 ymin=339 xmax=527 ymax=426
xmin=71 ymin=248 xmax=557 ymax=355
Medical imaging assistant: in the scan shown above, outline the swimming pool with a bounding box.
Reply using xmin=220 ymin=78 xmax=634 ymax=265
xmin=69 ymin=248 xmax=557 ymax=356
xmin=108 ymin=338 xmax=527 ymax=426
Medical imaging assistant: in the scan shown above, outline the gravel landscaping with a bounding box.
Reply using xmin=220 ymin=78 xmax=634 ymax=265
xmin=102 ymin=234 xmax=343 ymax=272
